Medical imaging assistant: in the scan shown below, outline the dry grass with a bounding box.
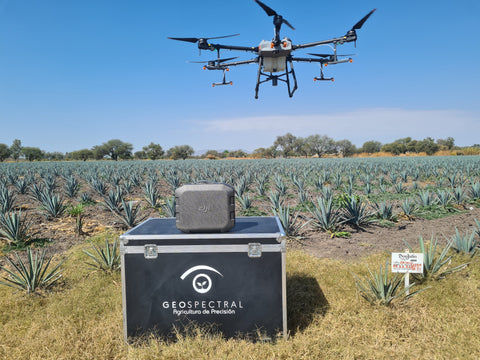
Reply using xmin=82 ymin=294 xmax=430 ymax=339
xmin=0 ymin=236 xmax=479 ymax=359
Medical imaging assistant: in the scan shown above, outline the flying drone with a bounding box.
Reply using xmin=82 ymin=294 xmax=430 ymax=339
xmin=168 ymin=0 xmax=376 ymax=98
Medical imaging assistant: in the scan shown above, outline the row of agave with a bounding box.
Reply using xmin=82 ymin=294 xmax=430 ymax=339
xmin=1 ymin=156 xmax=480 ymax=245
xmin=1 ymin=221 xmax=478 ymax=297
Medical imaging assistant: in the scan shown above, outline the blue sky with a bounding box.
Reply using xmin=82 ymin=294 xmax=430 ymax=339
xmin=0 ymin=0 xmax=479 ymax=154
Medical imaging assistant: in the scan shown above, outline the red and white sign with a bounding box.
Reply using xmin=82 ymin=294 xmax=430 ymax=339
xmin=391 ymin=252 xmax=424 ymax=273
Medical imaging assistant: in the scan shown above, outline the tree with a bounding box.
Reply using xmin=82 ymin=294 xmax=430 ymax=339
xmin=229 ymin=150 xmax=248 ymax=158
xmin=95 ymin=139 xmax=133 ymax=161
xmin=92 ymin=145 xmax=108 ymax=160
xmin=21 ymin=147 xmax=44 ymax=161
xmin=437 ymin=137 xmax=455 ymax=150
xmin=142 ymin=142 xmax=164 ymax=160
xmin=274 ymin=133 xmax=297 ymax=157
xmin=251 ymin=146 xmax=277 ymax=158
xmin=167 ymin=145 xmax=194 ymax=160
xmin=44 ymin=152 xmax=65 ymax=161
xmin=10 ymin=139 xmax=22 ymax=162
xmin=70 ymin=149 xmax=94 ymax=161
xmin=292 ymin=137 xmax=308 ymax=157
xmin=335 ymin=139 xmax=356 ymax=157
xmin=0 ymin=143 xmax=11 ymax=161
xmin=133 ymin=150 xmax=147 ymax=160
xmin=201 ymin=150 xmax=222 ymax=159
xmin=305 ymin=134 xmax=336 ymax=157
xmin=415 ymin=137 xmax=439 ymax=155
xmin=361 ymin=140 xmax=382 ymax=154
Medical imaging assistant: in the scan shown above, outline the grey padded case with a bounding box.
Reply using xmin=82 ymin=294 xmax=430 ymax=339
xmin=175 ymin=182 xmax=235 ymax=233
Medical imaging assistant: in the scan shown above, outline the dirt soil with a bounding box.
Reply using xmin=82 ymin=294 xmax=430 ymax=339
xmin=296 ymin=207 xmax=480 ymax=261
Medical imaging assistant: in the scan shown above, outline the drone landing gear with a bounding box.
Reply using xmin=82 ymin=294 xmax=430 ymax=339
xmin=212 ymin=68 xmax=233 ymax=87
xmin=255 ymin=57 xmax=298 ymax=99
xmin=314 ymin=64 xmax=334 ymax=82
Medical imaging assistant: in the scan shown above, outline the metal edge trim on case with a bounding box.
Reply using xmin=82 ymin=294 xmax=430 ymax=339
xmin=120 ymin=240 xmax=128 ymax=342
xmin=120 ymin=233 xmax=284 ymax=241
xmin=281 ymin=238 xmax=288 ymax=340
xmin=122 ymin=244 xmax=283 ymax=254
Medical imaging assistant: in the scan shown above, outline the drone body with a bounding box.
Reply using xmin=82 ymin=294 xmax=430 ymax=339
xmin=169 ymin=0 xmax=376 ymax=98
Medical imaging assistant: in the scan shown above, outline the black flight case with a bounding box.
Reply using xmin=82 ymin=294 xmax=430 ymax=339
xmin=119 ymin=216 xmax=287 ymax=341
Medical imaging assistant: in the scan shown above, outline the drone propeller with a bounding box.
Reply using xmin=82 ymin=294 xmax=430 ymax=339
xmin=187 ymin=57 xmax=239 ymax=64
xmin=168 ymin=34 xmax=240 ymax=44
xmin=352 ymin=9 xmax=377 ymax=31
xmin=254 ymin=0 xmax=295 ymax=30
xmin=345 ymin=9 xmax=376 ymax=46
xmin=308 ymin=53 xmax=355 ymax=58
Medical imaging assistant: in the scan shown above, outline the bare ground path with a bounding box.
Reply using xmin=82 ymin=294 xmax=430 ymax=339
xmin=297 ymin=207 xmax=480 ymax=261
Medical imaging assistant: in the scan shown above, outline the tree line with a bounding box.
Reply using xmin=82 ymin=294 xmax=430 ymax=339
xmin=0 ymin=135 xmax=476 ymax=162
xmin=252 ymin=134 xmax=463 ymax=158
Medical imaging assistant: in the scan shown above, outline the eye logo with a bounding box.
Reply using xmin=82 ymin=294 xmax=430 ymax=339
xmin=180 ymin=265 xmax=223 ymax=294
xmin=198 ymin=205 xmax=209 ymax=213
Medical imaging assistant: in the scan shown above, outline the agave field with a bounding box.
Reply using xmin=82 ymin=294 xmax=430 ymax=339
xmin=1 ymin=156 xmax=480 ymax=358
xmin=1 ymin=156 xmax=480 ymax=255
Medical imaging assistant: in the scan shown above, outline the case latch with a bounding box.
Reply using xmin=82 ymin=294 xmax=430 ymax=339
xmin=144 ymin=244 xmax=158 ymax=259
xmin=248 ymin=243 xmax=262 ymax=258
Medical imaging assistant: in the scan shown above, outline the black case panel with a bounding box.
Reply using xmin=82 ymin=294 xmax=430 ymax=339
xmin=124 ymin=252 xmax=282 ymax=338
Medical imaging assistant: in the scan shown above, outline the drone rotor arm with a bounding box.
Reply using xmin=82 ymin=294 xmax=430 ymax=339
xmin=217 ymin=58 xmax=259 ymax=68
xmin=292 ymin=37 xmax=346 ymax=51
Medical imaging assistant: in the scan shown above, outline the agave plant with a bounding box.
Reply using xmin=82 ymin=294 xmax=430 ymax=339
xmin=273 ymin=174 xmax=287 ymax=196
xmin=0 ymin=185 xmax=16 ymax=214
xmin=162 ymin=196 xmax=176 ymax=217
xmin=254 ymin=174 xmax=269 ymax=196
xmin=237 ymin=194 xmax=253 ymax=210
xmin=90 ymin=178 xmax=108 ymax=196
xmin=0 ymin=211 xmax=33 ymax=245
xmin=102 ymin=188 xmax=124 ymax=213
xmin=0 ymin=248 xmax=65 ymax=293
xmin=435 ymin=189 xmax=453 ymax=208
xmin=114 ymin=200 xmax=144 ymax=228
xmin=469 ymin=181 xmax=480 ymax=199
xmin=448 ymin=228 xmax=478 ymax=255
xmin=417 ymin=190 xmax=436 ymax=207
xmin=267 ymin=190 xmax=284 ymax=210
xmin=341 ymin=195 xmax=374 ymax=227
xmin=234 ymin=178 xmax=248 ymax=197
xmin=308 ymin=197 xmax=344 ymax=233
xmin=297 ymin=189 xmax=309 ymax=204
xmin=165 ymin=173 xmax=181 ymax=192
xmin=38 ymin=190 xmax=66 ymax=219
xmin=451 ymin=185 xmax=468 ymax=205
xmin=13 ymin=177 xmax=29 ymax=195
xmin=63 ymin=176 xmax=80 ymax=198
xmin=373 ymin=201 xmax=396 ymax=221
xmin=29 ymin=183 xmax=45 ymax=203
xmin=143 ymin=180 xmax=160 ymax=208
xmin=399 ymin=198 xmax=417 ymax=219
xmin=393 ymin=182 xmax=404 ymax=194
xmin=83 ymin=238 xmax=121 ymax=273
xmin=79 ymin=192 xmax=95 ymax=205
xmin=273 ymin=205 xmax=309 ymax=238
xmin=405 ymin=235 xmax=468 ymax=281
xmin=353 ymin=260 xmax=426 ymax=306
